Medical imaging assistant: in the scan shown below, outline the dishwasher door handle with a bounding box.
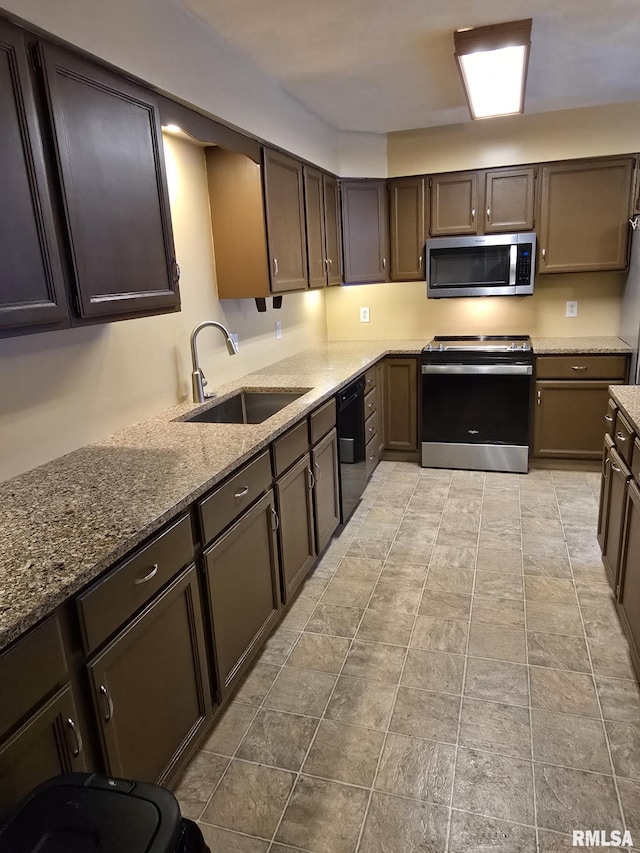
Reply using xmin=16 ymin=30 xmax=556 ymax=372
xmin=421 ymin=364 xmax=533 ymax=376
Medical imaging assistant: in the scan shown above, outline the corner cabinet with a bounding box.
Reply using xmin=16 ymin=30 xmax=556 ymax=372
xmin=341 ymin=179 xmax=389 ymax=284
xmin=537 ymin=157 xmax=634 ymax=274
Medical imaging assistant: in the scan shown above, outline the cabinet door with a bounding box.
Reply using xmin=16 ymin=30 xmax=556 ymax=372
xmin=533 ymin=381 xmax=622 ymax=460
xmin=602 ymin=447 xmax=631 ymax=591
xmin=276 ymin=454 xmax=316 ymax=601
xmin=538 ymin=158 xmax=633 ymax=273
xmin=0 ymin=22 xmax=68 ymax=332
xmin=263 ymin=148 xmax=308 ymax=293
xmin=341 ymin=180 xmax=389 ymax=284
xmin=0 ymin=685 xmax=87 ymax=821
xmin=383 ymin=358 xmax=418 ymax=451
xmin=88 ymin=565 xmax=211 ymax=785
xmin=389 ymin=176 xmax=426 ymax=281
xmin=484 ymin=167 xmax=536 ymax=233
xmin=204 ymin=491 xmax=281 ymax=698
xmin=430 ymin=172 xmax=478 ymax=236
xmin=597 ymin=434 xmax=614 ymax=552
xmin=304 ymin=166 xmax=327 ymax=289
xmin=323 ymin=175 xmax=343 ymax=286
xmin=312 ymin=428 xmax=340 ymax=554
xmin=617 ymin=478 xmax=640 ymax=677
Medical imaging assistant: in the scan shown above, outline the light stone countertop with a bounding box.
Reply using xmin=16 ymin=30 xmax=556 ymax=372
xmin=610 ymin=386 xmax=640 ymax=435
xmin=531 ymin=336 xmax=631 ymax=354
xmin=0 ymin=341 xmax=423 ymax=651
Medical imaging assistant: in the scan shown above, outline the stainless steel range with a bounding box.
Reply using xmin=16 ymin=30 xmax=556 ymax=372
xmin=421 ymin=335 xmax=533 ymax=474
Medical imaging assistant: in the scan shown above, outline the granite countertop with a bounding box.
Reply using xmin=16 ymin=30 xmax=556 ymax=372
xmin=610 ymin=386 xmax=640 ymax=435
xmin=0 ymin=340 xmax=424 ymax=651
xmin=531 ymin=336 xmax=631 ymax=354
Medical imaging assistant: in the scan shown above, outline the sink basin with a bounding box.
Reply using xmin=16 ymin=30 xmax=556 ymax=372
xmin=184 ymin=390 xmax=310 ymax=424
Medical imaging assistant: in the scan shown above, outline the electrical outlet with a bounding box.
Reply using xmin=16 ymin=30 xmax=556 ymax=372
xmin=566 ymin=300 xmax=578 ymax=318
xmin=275 ymin=321 xmax=282 ymax=340
xmin=230 ymin=333 xmax=239 ymax=349
xmin=360 ymin=307 xmax=370 ymax=323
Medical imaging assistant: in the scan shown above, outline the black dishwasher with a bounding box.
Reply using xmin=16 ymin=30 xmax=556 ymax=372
xmin=336 ymin=377 xmax=366 ymax=523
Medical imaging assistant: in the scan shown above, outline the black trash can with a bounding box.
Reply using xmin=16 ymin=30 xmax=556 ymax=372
xmin=0 ymin=773 xmax=210 ymax=853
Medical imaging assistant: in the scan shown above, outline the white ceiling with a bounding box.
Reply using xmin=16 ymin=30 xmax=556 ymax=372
xmin=179 ymin=0 xmax=640 ymax=134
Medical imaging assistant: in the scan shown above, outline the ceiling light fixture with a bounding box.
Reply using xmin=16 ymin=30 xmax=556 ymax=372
xmin=454 ymin=19 xmax=532 ymax=120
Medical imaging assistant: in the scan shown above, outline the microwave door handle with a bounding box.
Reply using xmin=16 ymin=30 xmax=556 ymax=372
xmin=508 ymin=244 xmax=517 ymax=286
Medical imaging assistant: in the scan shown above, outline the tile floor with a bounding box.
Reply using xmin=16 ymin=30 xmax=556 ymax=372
xmin=175 ymin=462 xmax=640 ymax=853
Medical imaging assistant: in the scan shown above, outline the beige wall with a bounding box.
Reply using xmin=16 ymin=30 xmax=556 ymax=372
xmin=326 ymin=273 xmax=623 ymax=341
xmin=0 ymin=136 xmax=327 ymax=483
xmin=388 ymin=102 xmax=640 ymax=176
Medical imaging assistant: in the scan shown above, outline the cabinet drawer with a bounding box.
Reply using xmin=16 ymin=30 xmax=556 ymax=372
xmin=364 ymin=365 xmax=377 ymax=391
xmin=77 ymin=514 xmax=194 ymax=652
xmin=536 ymin=355 xmax=627 ymax=380
xmin=272 ymin=420 xmax=309 ymax=476
xmin=605 ymin=398 xmax=618 ymax=436
xmin=200 ymin=451 xmax=272 ymax=545
xmin=365 ymin=438 xmax=381 ymax=479
xmin=0 ymin=614 xmax=67 ymax=739
xmin=614 ymin=412 xmax=635 ymax=466
xmin=364 ymin=385 xmax=378 ymax=420
xmin=365 ymin=408 xmax=381 ymax=448
xmin=309 ymin=398 xmax=336 ymax=445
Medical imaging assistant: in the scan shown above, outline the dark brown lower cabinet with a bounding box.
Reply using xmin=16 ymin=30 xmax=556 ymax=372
xmin=383 ymin=358 xmax=418 ymax=452
xmin=601 ymin=447 xmax=631 ymax=590
xmin=312 ymin=428 xmax=340 ymax=554
xmin=87 ymin=565 xmax=211 ymax=786
xmin=0 ymin=684 xmax=87 ymax=820
xmin=204 ymin=490 xmax=281 ymax=698
xmin=533 ymin=381 xmax=620 ymax=459
xmin=276 ymin=454 xmax=316 ymax=601
xmin=617 ymin=478 xmax=640 ymax=678
xmin=597 ymin=434 xmax=614 ymax=552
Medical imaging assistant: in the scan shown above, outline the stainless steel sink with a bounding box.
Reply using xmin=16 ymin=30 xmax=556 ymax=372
xmin=183 ymin=390 xmax=310 ymax=424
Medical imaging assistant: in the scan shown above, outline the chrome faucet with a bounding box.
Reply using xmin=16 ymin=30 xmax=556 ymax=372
xmin=190 ymin=320 xmax=239 ymax=403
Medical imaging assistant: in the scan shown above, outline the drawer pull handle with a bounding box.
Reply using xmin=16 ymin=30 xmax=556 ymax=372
xmin=66 ymin=717 xmax=83 ymax=757
xmin=273 ymin=258 xmax=279 ymax=276
xmin=271 ymin=507 xmax=279 ymax=532
xmin=611 ymin=462 xmax=622 ymax=472
xmin=369 ymin=455 xmax=374 ymax=461
xmin=616 ymin=432 xmax=627 ymax=442
xmin=368 ymin=426 xmax=374 ymax=434
xmin=571 ymin=365 xmax=588 ymax=371
xmin=368 ymin=401 xmax=374 ymax=410
xmin=604 ymin=414 xmax=614 ymax=422
xmin=99 ymin=685 xmax=114 ymax=722
xmin=134 ymin=564 xmax=158 ymax=585
xmin=307 ymin=467 xmax=315 ymax=489
xmin=234 ymin=486 xmax=249 ymax=499
xmin=315 ymin=462 xmax=321 ymax=483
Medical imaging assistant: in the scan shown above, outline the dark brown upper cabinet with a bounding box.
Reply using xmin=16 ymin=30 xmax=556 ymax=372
xmin=303 ymin=166 xmax=328 ymax=289
xmin=389 ymin=176 xmax=427 ymax=281
xmin=263 ymin=148 xmax=308 ymax=293
xmin=484 ymin=167 xmax=535 ymax=233
xmin=0 ymin=21 xmax=68 ymax=333
xmin=38 ymin=43 xmax=180 ymax=320
xmin=430 ymin=172 xmax=478 ymax=236
xmin=323 ymin=174 xmax=343 ymax=286
xmin=537 ymin=157 xmax=634 ymax=274
xmin=341 ymin=179 xmax=389 ymax=284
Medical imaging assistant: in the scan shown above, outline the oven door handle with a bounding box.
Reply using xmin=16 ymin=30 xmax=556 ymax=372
xmin=421 ymin=364 xmax=533 ymax=376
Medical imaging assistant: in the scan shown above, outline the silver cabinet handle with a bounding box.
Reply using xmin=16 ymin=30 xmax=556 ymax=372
xmin=324 ymin=258 xmax=329 ymax=273
xmin=368 ymin=425 xmax=375 ymax=435
xmin=234 ymin=486 xmax=249 ymax=499
xmin=616 ymin=432 xmax=627 ymax=442
xmin=273 ymin=258 xmax=279 ymax=276
xmin=314 ymin=462 xmax=321 ymax=482
xmin=328 ymin=258 xmax=333 ymax=268
xmin=271 ymin=507 xmax=279 ymax=531
xmin=367 ymin=401 xmax=374 ymax=411
xmin=172 ymin=259 xmax=181 ymax=283
xmin=571 ymin=365 xmax=587 ymax=371
xmin=418 ymin=255 xmax=423 ymax=269
xmin=486 ymin=207 xmax=491 ymax=220
xmin=604 ymin=414 xmax=614 ymax=422
xmin=134 ymin=564 xmax=158 ymax=585
xmin=66 ymin=717 xmax=83 ymax=757
xmin=99 ymin=685 xmax=114 ymax=722
xmin=471 ymin=208 xmax=475 ymax=221
xmin=381 ymin=257 xmax=386 ymax=269
xmin=542 ymin=248 xmax=546 ymax=261
xmin=307 ymin=467 xmax=315 ymax=489
xmin=537 ymin=390 xmax=541 ymax=406
xmin=611 ymin=462 xmax=622 ymax=472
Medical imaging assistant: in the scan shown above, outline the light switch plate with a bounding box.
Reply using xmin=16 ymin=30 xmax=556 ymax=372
xmin=566 ymin=301 xmax=578 ymax=318
xmin=360 ymin=307 xmax=370 ymax=323
xmin=275 ymin=321 xmax=282 ymax=340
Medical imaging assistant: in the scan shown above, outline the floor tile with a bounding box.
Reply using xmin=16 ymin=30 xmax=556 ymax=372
xmin=464 ymin=658 xmax=529 ymax=707
xmin=471 ymin=596 xmax=525 ymax=628
xmin=478 ymin=532 xmax=521 ymax=553
xmin=411 ymin=615 xmax=468 ymax=654
xmin=202 ymin=703 xmax=256 ymax=756
xmin=234 ymin=663 xmax=281 ymax=706
xmin=596 ymin=676 xmax=640 ymax=723
xmin=425 ymin=566 xmax=474 ymax=594
xmin=526 ymin=631 xmax=591 ymax=672
xmin=333 ymin=556 xmax=383 ymax=583
xmin=605 ymin=721 xmax=640 ymax=780
xmin=287 ymin=632 xmax=351 ymax=674
xmin=475 ymin=548 xmax=522 ymax=574
xmin=358 ymin=792 xmax=449 ymax=853
xmin=236 ymin=709 xmax=319 ymax=771
xmin=174 ymin=751 xmax=229 ymax=819
xmin=202 ymin=760 xmax=295 ymax=839
xmin=448 ymin=810 xmax=537 ymax=853
xmin=444 ymin=496 xmax=482 ymax=514
xmin=346 ymin=539 xmax=393 ymax=560
xmin=375 ymin=732 xmax=455 ymax=804
xmin=524 ymin=577 xmax=577 ymax=605
xmin=368 ymin=583 xmax=421 ymax=616
xmin=342 ymin=640 xmax=406 ymax=684
xmin=430 ymin=545 xmax=477 ymax=570
xmin=325 ymin=675 xmax=396 ymax=730
xmin=529 ymin=667 xmax=600 ymax=718
xmin=588 ymin=636 xmax=638 ymax=679
xmin=259 ymin=628 xmax=301 ymax=665
xmin=522 ymin=535 xmax=567 ymax=558
xmin=389 ymin=687 xmax=461 ymax=743
xmin=305 ymin=603 xmax=364 ymax=638
xmin=531 ymin=709 xmax=610 ymax=773
xmin=357 ymin=521 xmax=401 ymax=541
xmin=356 ymin=610 xmax=415 ymax=646
xmin=473 ymin=572 xmax=523 ymax=600
xmin=521 ymin=516 xmax=563 ymax=537
xmin=263 ymin=667 xmax=336 ymax=717
xmin=574 ymin=582 xmax=614 ymax=608
xmin=378 ymin=559 xmax=428 ymax=589
xmin=481 ymin=499 xmax=520 ymax=519
xmin=468 ymin=623 xmax=527 ymax=663
xmin=534 ymin=763 xmax=622 ymax=834
xmin=279 ymin=598 xmax=317 ymax=631
xmin=299 ymin=576 xmax=331 ymax=602
xmin=321 ymin=577 xmax=375 ymax=608
xmin=617 ymin=777 xmax=640 ymax=839
xmin=452 ymin=747 xmax=534 ymax=824
xmin=536 ymin=829 xmax=601 ymax=852
xmin=526 ymin=602 xmax=584 ymax=637
xmin=198 ymin=825 xmax=268 ymax=853
xmin=523 ymin=554 xmax=572 ymax=578
xmin=275 ymin=775 xmax=369 ymax=853
xmin=581 ymin=604 xmax=627 ymax=641
xmin=302 ymin=719 xmax=384 ymax=787
xmin=387 ymin=539 xmax=433 ymax=565
xmin=458 ymin=697 xmax=531 ymax=759
xmin=419 ymin=590 xmax=471 ymax=621
xmin=401 ymin=648 xmax=465 ymax=694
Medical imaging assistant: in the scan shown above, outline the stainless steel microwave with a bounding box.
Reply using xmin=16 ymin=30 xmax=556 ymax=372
xmin=426 ymin=232 xmax=536 ymax=298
